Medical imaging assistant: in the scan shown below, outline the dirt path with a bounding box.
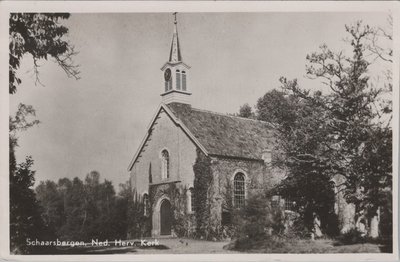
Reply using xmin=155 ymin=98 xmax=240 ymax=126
xmin=131 ymin=238 xmax=238 ymax=254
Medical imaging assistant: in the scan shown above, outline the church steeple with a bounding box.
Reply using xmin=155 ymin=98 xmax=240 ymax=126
xmin=169 ymin=13 xmax=182 ymax=63
xmin=161 ymin=13 xmax=191 ymax=105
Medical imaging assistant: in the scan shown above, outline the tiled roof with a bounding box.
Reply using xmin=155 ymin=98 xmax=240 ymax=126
xmin=166 ymin=103 xmax=275 ymax=160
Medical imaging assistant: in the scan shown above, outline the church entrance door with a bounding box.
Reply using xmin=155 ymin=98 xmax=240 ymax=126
xmin=160 ymin=199 xmax=172 ymax=235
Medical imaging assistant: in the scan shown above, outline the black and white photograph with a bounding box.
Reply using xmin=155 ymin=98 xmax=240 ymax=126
xmin=1 ymin=1 xmax=399 ymax=260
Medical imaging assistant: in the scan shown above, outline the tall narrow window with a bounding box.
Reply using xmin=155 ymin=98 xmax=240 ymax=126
xmin=148 ymin=163 xmax=152 ymax=184
xmin=182 ymin=71 xmax=186 ymax=91
xmin=168 ymin=79 xmax=172 ymax=91
xmin=234 ymin=173 xmax=245 ymax=208
xmin=161 ymin=150 xmax=170 ymax=179
xmin=165 ymin=81 xmax=168 ymax=92
xmin=143 ymin=194 xmax=150 ymax=216
xmin=188 ymin=187 xmax=195 ymax=213
xmin=176 ymin=70 xmax=181 ymax=90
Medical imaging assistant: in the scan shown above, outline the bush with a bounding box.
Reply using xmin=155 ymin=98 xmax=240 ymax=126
xmin=286 ymin=216 xmax=311 ymax=239
xmin=232 ymin=192 xmax=289 ymax=248
xmin=270 ymin=207 xmax=286 ymax=235
xmin=126 ymin=194 xmax=151 ymax=238
xmin=337 ymin=228 xmax=366 ymax=245
xmin=234 ymin=194 xmax=272 ymax=241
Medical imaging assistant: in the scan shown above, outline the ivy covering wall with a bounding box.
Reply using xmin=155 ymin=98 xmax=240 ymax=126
xmin=149 ymin=182 xmax=196 ymax=238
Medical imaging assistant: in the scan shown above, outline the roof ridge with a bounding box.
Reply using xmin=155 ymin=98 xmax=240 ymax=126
xmin=190 ymin=106 xmax=268 ymax=124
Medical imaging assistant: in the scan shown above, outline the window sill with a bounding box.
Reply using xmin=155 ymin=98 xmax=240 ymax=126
xmin=149 ymin=180 xmax=181 ymax=186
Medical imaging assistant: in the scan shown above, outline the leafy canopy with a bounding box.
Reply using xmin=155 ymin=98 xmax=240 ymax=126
xmin=9 ymin=13 xmax=80 ymax=94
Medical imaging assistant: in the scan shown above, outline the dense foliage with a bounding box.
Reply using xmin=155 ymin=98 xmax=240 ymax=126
xmin=193 ymin=149 xmax=217 ymax=239
xmin=256 ymin=88 xmax=339 ymax=235
xmin=234 ymin=194 xmax=271 ymax=242
xmin=9 ymin=105 xmax=50 ymax=254
xmin=238 ymin=103 xmax=255 ymax=119
xmin=35 ymin=172 xmax=130 ymax=242
xmin=240 ymin=21 xmax=392 ymax=238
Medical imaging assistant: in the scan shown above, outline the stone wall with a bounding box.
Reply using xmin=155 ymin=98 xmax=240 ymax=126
xmin=209 ymin=156 xmax=286 ymax=228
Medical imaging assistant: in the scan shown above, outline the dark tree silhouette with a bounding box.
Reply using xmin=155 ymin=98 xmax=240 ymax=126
xmin=9 ymin=13 xmax=79 ymax=253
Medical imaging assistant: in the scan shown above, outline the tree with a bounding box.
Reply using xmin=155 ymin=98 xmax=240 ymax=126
xmin=269 ymin=21 xmax=392 ymax=235
xmin=9 ymin=13 xmax=80 ymax=94
xmin=10 ymin=157 xmax=55 ymax=254
xmin=234 ymin=193 xmax=272 ymax=247
xmin=301 ymin=21 xmax=392 ymax=226
xmin=36 ymin=180 xmax=64 ymax=233
xmin=256 ymin=88 xmax=338 ymax=235
xmin=254 ymin=21 xmax=392 ymax=237
xmin=123 ymin=181 xmax=151 ymax=239
xmin=36 ymin=172 xmax=130 ymax=242
xmin=238 ymin=103 xmax=255 ymax=119
xmin=57 ymin=177 xmax=86 ymax=240
xmin=9 ymin=105 xmax=52 ymax=254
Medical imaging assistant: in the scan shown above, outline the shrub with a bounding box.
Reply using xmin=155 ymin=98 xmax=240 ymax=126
xmin=126 ymin=193 xmax=151 ymax=238
xmin=270 ymin=207 xmax=286 ymax=235
xmin=284 ymin=215 xmax=311 ymax=239
xmin=234 ymin=194 xmax=271 ymax=241
xmin=337 ymin=228 xmax=366 ymax=245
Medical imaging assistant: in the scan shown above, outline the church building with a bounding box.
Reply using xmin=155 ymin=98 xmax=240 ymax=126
xmin=127 ymin=14 xmax=378 ymax=239
xmin=128 ymin=15 xmax=283 ymax=238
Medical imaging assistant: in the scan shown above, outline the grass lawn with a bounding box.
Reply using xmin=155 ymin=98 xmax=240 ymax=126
xmin=34 ymin=237 xmax=389 ymax=254
xmin=230 ymin=238 xmax=386 ymax=253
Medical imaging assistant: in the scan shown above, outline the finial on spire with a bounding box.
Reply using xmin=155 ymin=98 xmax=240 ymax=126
xmin=173 ymin=12 xmax=177 ymax=24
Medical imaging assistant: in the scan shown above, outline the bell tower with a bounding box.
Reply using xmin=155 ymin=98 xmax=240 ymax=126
xmin=160 ymin=13 xmax=191 ymax=104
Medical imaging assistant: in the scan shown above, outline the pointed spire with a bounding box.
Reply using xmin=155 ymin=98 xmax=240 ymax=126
xmin=169 ymin=12 xmax=182 ymax=63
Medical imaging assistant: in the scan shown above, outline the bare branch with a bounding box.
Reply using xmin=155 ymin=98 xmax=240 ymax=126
xmin=54 ymin=45 xmax=81 ymax=80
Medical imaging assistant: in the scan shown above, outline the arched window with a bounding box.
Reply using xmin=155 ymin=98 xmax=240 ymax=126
xmin=143 ymin=194 xmax=150 ymax=216
xmin=161 ymin=150 xmax=170 ymax=179
xmin=234 ymin=173 xmax=245 ymax=208
xmin=188 ymin=187 xmax=195 ymax=213
xmin=176 ymin=70 xmax=181 ymax=90
xmin=182 ymin=71 xmax=187 ymax=91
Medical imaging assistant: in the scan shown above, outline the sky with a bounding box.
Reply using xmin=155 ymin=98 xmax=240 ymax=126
xmin=9 ymin=12 xmax=392 ymax=190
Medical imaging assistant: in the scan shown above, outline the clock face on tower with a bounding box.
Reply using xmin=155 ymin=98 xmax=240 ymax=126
xmin=164 ymin=68 xmax=171 ymax=81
